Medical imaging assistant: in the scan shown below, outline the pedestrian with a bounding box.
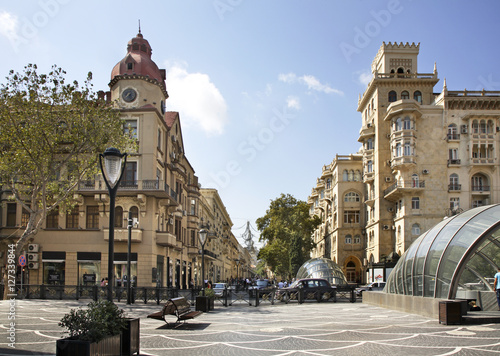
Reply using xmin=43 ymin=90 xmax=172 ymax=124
xmin=494 ymin=267 xmax=500 ymax=311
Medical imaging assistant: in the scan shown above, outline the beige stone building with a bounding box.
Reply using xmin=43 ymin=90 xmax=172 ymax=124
xmin=0 ymin=31 xmax=245 ymax=290
xmin=310 ymin=42 xmax=500 ymax=283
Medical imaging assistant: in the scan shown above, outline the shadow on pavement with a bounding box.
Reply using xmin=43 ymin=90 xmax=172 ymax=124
xmin=157 ymin=322 xmax=211 ymax=331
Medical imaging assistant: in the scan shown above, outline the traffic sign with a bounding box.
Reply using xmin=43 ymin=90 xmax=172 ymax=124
xmin=19 ymin=255 xmax=26 ymax=267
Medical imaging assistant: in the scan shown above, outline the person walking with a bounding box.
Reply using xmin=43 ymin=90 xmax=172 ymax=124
xmin=495 ymin=267 xmax=500 ymax=311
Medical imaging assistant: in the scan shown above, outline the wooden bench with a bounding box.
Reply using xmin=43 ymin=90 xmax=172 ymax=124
xmin=147 ymin=297 xmax=203 ymax=325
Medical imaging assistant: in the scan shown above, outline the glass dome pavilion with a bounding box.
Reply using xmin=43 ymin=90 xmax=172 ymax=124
xmin=385 ymin=204 xmax=500 ymax=300
xmin=296 ymin=257 xmax=348 ymax=285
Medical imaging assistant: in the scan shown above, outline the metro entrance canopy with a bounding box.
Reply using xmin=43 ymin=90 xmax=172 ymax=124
xmin=385 ymin=204 xmax=500 ymax=302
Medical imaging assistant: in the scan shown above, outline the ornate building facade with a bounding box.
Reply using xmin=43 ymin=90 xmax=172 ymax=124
xmin=0 ymin=31 xmax=249 ymax=289
xmin=310 ymin=42 xmax=500 ymax=284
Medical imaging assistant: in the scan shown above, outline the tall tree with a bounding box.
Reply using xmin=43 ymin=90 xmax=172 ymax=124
xmin=256 ymin=193 xmax=321 ymax=279
xmin=0 ymin=64 xmax=130 ymax=297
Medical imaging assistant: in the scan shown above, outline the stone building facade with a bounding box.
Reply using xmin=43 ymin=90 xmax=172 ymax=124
xmin=0 ymin=31 xmax=248 ymax=289
xmin=310 ymin=42 xmax=500 ymax=283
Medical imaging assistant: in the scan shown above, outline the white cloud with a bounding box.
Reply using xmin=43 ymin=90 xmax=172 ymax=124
xmin=0 ymin=11 xmax=19 ymax=41
xmin=165 ymin=63 xmax=228 ymax=136
xmin=358 ymin=71 xmax=372 ymax=87
xmin=286 ymin=96 xmax=301 ymax=110
xmin=278 ymin=72 xmax=343 ymax=95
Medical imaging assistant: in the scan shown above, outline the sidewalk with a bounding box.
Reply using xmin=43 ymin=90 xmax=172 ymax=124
xmin=1 ymin=299 xmax=500 ymax=355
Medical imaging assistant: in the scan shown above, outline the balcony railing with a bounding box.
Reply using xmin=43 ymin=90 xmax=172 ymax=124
xmin=384 ymin=180 xmax=425 ymax=196
xmin=447 ymin=159 xmax=461 ymax=166
xmin=448 ymin=184 xmax=462 ymax=191
xmin=447 ymin=133 xmax=460 ymax=141
xmin=78 ymin=179 xmax=177 ymax=200
xmin=472 ymin=185 xmax=490 ymax=192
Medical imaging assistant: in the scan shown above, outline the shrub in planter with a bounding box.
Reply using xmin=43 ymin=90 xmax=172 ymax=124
xmin=57 ymin=300 xmax=127 ymax=355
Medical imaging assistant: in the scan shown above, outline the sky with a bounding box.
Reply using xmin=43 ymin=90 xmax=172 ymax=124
xmin=1 ymin=0 xmax=500 ymax=248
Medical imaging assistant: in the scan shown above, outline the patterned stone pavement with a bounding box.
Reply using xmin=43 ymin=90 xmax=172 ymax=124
xmin=1 ymin=299 xmax=500 ymax=355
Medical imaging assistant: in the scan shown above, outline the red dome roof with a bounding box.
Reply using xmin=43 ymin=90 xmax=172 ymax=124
xmin=111 ymin=32 xmax=166 ymax=87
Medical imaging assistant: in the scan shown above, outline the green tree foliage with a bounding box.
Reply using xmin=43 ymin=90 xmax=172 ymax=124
xmin=256 ymin=193 xmax=321 ymax=279
xmin=0 ymin=64 xmax=130 ymax=281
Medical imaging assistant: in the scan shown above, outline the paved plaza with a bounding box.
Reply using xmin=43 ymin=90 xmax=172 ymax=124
xmin=1 ymin=298 xmax=500 ymax=355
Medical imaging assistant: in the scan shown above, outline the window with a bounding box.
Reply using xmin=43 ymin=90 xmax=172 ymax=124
xmin=411 ymin=197 xmax=420 ymax=210
xmin=447 ymin=124 xmax=458 ymax=140
xmin=343 ymin=170 xmax=349 ymax=181
xmin=395 ymin=117 xmax=402 ymax=131
xmin=449 ymin=173 xmax=459 ymax=190
xmin=354 ymin=170 xmax=362 ymax=181
xmin=345 ymin=235 xmax=352 ymax=244
xmin=395 ymin=143 xmax=402 ymax=157
xmin=326 ymin=178 xmax=331 ymax=189
xmin=123 ymin=119 xmax=137 ymax=139
xmin=123 ymin=162 xmax=137 ymax=187
xmin=344 ymin=192 xmax=360 ymax=202
xmin=354 ymin=235 xmax=361 ymax=244
xmin=344 ymin=210 xmax=360 ymax=224
xmin=21 ymin=206 xmax=30 ymax=227
xmin=403 ymin=116 xmax=411 ymax=130
xmin=86 ymin=206 xmax=99 ymax=229
xmin=412 ymin=174 xmax=419 ymax=187
xmin=130 ymin=206 xmax=139 ymax=223
xmin=404 ymin=142 xmax=412 ymax=156
xmin=472 ymin=120 xmax=479 ymax=134
xmin=347 ymin=170 xmax=354 ymax=181
xmin=471 ymin=174 xmax=487 ymax=191
xmin=388 ymin=90 xmax=397 ymax=102
xmin=7 ymin=203 xmax=16 ymax=227
xmin=480 ymin=120 xmax=487 ymax=134
xmin=401 ymin=91 xmax=409 ymax=99
xmin=157 ymin=128 xmax=162 ymax=150
xmin=411 ymin=224 xmax=420 ymax=235
xmin=366 ymin=138 xmax=373 ymax=150
xmin=450 ymin=198 xmax=460 ymax=211
xmin=127 ymin=62 xmax=133 ymax=70
xmin=414 ymin=91 xmax=422 ymax=103
xmin=367 ymin=160 xmax=373 ymax=173
xmin=66 ymin=205 xmax=79 ymax=229
xmin=46 ymin=206 xmax=59 ymax=229
xmin=114 ymin=206 xmax=123 ymax=228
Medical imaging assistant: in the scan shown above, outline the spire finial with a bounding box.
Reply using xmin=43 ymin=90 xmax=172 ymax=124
xmin=138 ymin=19 xmax=141 ymax=34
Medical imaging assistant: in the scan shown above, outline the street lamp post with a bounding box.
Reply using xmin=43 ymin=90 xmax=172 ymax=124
xmin=235 ymin=258 xmax=240 ymax=281
xmin=198 ymin=229 xmax=208 ymax=296
xmin=126 ymin=211 xmax=133 ymax=304
xmin=99 ymin=147 xmax=127 ymax=302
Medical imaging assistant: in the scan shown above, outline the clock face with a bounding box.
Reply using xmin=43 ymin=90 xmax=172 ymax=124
xmin=122 ymin=88 xmax=137 ymax=103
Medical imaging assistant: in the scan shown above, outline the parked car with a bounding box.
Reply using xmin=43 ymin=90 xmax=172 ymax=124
xmin=212 ymin=282 xmax=228 ymax=297
xmin=249 ymin=279 xmax=272 ymax=290
xmin=276 ymin=278 xmax=336 ymax=302
xmin=355 ymin=282 xmax=386 ymax=296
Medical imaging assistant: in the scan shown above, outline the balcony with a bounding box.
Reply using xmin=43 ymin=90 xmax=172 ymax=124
xmin=384 ymin=180 xmax=425 ymax=202
xmin=447 ymin=159 xmax=461 ymax=166
xmin=471 ymin=185 xmax=490 ymax=194
xmin=447 ymin=133 xmax=460 ymax=141
xmin=391 ymin=156 xmax=416 ymax=169
xmin=471 ymin=158 xmax=495 ymax=165
xmin=358 ymin=124 xmax=375 ymax=139
xmin=155 ymin=232 xmax=178 ymax=248
xmin=104 ymin=228 xmax=142 ymax=243
xmin=78 ymin=179 xmax=178 ymax=201
xmin=448 ymin=184 xmax=462 ymax=192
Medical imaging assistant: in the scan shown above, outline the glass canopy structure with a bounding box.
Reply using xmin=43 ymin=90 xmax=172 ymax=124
xmin=296 ymin=257 xmax=348 ymax=285
xmin=385 ymin=204 xmax=500 ymax=299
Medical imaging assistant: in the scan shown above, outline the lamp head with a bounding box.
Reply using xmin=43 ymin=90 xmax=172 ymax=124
xmin=199 ymin=229 xmax=208 ymax=246
xmin=100 ymin=148 xmax=127 ymax=189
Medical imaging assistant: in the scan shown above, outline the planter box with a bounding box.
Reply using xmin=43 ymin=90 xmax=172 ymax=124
xmin=196 ymin=295 xmax=209 ymax=312
xmin=56 ymin=333 xmax=121 ymax=356
xmin=122 ymin=318 xmax=140 ymax=355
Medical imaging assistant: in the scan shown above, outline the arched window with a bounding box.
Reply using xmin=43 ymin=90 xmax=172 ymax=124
xmin=114 ymin=206 xmax=123 ymax=228
xmin=354 ymin=170 xmax=362 ymax=181
xmin=366 ymin=138 xmax=373 ymax=150
xmin=487 ymin=120 xmax=494 ymax=133
xmin=348 ymin=170 xmax=354 ymax=181
xmin=411 ymin=223 xmax=421 ymax=235
xmin=343 ymin=170 xmax=349 ymax=181
xmin=472 ymin=120 xmax=479 ymax=133
xmin=401 ymin=91 xmax=409 ymax=99
xmin=130 ymin=206 xmax=139 ymax=222
xmin=344 ymin=192 xmax=360 ymax=202
xmin=395 ymin=143 xmax=402 ymax=157
xmin=345 ymin=235 xmax=352 ymax=244
xmin=404 ymin=142 xmax=412 ymax=156
xmin=367 ymin=160 xmax=373 ymax=173
xmin=480 ymin=120 xmax=487 ymax=134
xmin=388 ymin=90 xmax=397 ymax=102
xmin=449 ymin=173 xmax=459 ymax=189
xmin=414 ymin=91 xmax=422 ymax=103
xmin=412 ymin=174 xmax=419 ymax=187
xmin=471 ymin=174 xmax=488 ymax=191
xmin=326 ymin=178 xmax=331 ymax=189
xmin=397 ymin=67 xmax=404 ymax=77
xmin=395 ymin=117 xmax=403 ymax=131
xmin=403 ymin=116 xmax=412 ymax=130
